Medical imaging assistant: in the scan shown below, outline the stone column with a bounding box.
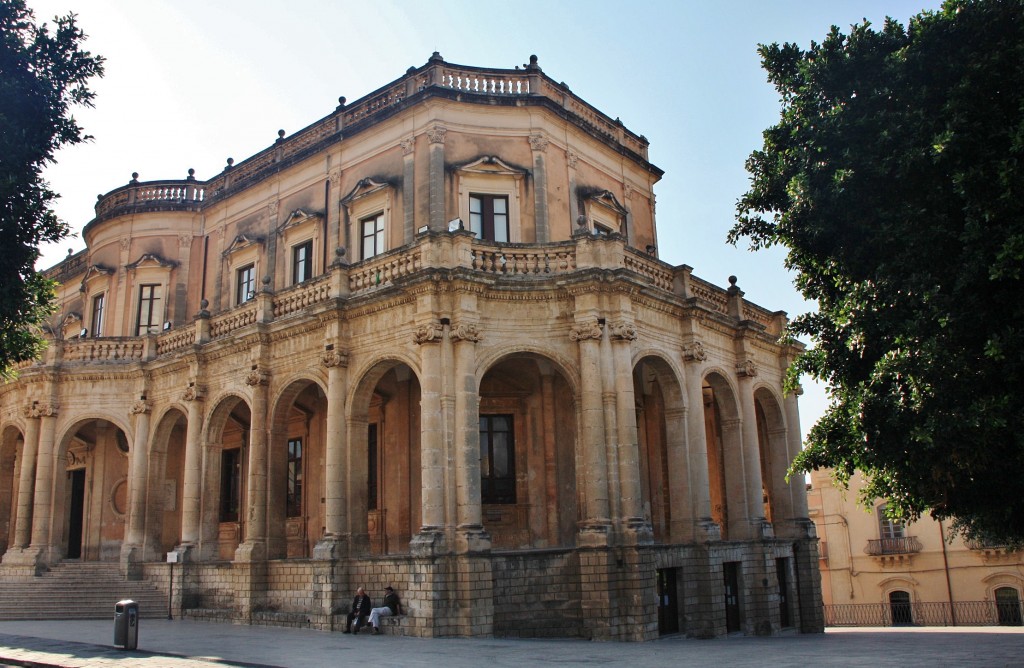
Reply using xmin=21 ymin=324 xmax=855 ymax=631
xmin=237 ymin=367 xmax=269 ymax=561
xmin=180 ymin=384 xmax=206 ymax=549
xmin=451 ymin=321 xmax=488 ymax=552
xmin=12 ymin=409 xmax=39 ymax=548
xmin=530 ymin=134 xmax=550 ymax=242
xmin=784 ymin=386 xmax=810 ymax=521
xmin=570 ymin=320 xmax=610 ymax=543
xmin=609 ymin=320 xmax=645 ymax=534
xmin=682 ymin=342 xmax=716 ymax=540
xmin=427 ymin=126 xmax=446 ymax=231
xmin=736 ymin=360 xmax=767 ymax=539
xmin=29 ymin=404 xmax=57 ymax=561
xmin=401 ymin=137 xmax=416 ymax=243
xmin=320 ymin=349 xmax=349 ymax=542
xmin=412 ymin=322 xmax=446 ymax=553
xmin=123 ymin=399 xmax=152 ymax=562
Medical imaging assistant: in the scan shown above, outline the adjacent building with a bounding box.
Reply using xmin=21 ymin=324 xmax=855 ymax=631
xmin=0 ymin=54 xmax=822 ymax=639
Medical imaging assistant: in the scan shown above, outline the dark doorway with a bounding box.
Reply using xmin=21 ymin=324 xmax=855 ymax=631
xmin=724 ymin=561 xmax=741 ymax=633
xmin=776 ymin=557 xmax=791 ymax=627
xmin=996 ymin=587 xmax=1022 ymax=626
xmin=889 ymin=590 xmax=913 ymax=625
xmin=657 ymin=568 xmax=679 ymax=635
xmin=66 ymin=469 xmax=85 ymax=559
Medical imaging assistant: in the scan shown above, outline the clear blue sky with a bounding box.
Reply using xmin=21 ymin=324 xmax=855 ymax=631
xmin=31 ymin=0 xmax=944 ymax=438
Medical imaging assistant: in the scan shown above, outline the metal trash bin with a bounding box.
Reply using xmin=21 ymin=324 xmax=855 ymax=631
xmin=113 ymin=599 xmax=139 ymax=650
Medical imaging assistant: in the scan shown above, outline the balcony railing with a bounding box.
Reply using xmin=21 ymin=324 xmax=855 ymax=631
xmin=865 ymin=536 xmax=923 ymax=555
xmin=825 ymin=601 xmax=1023 ymax=627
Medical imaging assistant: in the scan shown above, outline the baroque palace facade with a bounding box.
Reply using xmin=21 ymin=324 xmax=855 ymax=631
xmin=0 ymin=54 xmax=822 ymax=640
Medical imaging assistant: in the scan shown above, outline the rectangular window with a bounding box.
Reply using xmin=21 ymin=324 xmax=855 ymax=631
xmin=135 ymin=284 xmax=162 ymax=336
xmin=236 ymin=264 xmax=256 ymax=305
xmin=90 ymin=293 xmax=105 ymax=337
xmin=292 ymin=240 xmax=313 ymax=285
xmin=286 ymin=438 xmax=302 ymax=518
xmin=480 ymin=414 xmax=515 ymax=504
xmin=469 ymin=194 xmax=509 ymax=243
xmin=361 ymin=213 xmax=385 ymax=260
xmin=878 ymin=505 xmax=905 ymax=539
xmin=220 ymin=448 xmax=241 ymax=522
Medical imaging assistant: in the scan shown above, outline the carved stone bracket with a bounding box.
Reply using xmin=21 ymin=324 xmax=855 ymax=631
xmin=682 ymin=342 xmax=707 ymax=363
xmin=608 ymin=321 xmax=637 ymax=341
xmin=736 ymin=359 xmax=758 ymax=378
xmin=245 ymin=368 xmax=270 ymax=386
xmin=569 ymin=320 xmax=603 ymax=342
xmin=413 ymin=322 xmax=444 ymax=345
xmin=449 ymin=322 xmax=482 ymax=343
xmin=181 ymin=385 xmax=207 ymax=402
xmin=320 ymin=349 xmax=349 ymax=368
xmin=529 ymin=135 xmax=549 ymax=153
xmin=400 ymin=137 xmax=415 ymax=156
xmin=427 ymin=126 xmax=447 ymax=145
xmin=130 ymin=400 xmax=151 ymax=415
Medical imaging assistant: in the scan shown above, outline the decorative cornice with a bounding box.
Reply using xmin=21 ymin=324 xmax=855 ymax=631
xmin=400 ymin=137 xmax=415 ymax=155
xmin=608 ymin=320 xmax=637 ymax=341
xmin=682 ymin=342 xmax=707 ymax=363
xmin=413 ymin=322 xmax=444 ymax=344
xmin=130 ymin=400 xmax=151 ymax=415
xmin=736 ymin=359 xmax=758 ymax=378
xmin=569 ymin=320 xmax=603 ymax=342
xmin=245 ymin=368 xmax=270 ymax=386
xmin=426 ymin=126 xmax=447 ymax=145
xmin=529 ymin=135 xmax=549 ymax=153
xmin=449 ymin=322 xmax=483 ymax=343
xmin=320 ymin=349 xmax=349 ymax=368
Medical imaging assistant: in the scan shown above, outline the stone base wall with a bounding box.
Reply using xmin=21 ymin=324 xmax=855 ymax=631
xmin=492 ymin=548 xmax=581 ymax=638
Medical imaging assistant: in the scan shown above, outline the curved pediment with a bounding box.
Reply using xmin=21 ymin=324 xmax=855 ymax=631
xmin=126 ymin=253 xmax=178 ymax=270
xmin=277 ymin=208 xmax=324 ymax=236
xmin=455 ymin=156 xmax=526 ymax=177
xmin=340 ymin=178 xmax=392 ymax=206
xmin=222 ymin=234 xmax=266 ymax=258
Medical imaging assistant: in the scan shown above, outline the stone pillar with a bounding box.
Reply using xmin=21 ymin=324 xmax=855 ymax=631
xmin=566 ymin=150 xmax=580 ymax=235
xmin=180 ymin=384 xmax=206 ymax=549
xmin=784 ymin=386 xmax=809 ymax=521
xmin=318 ymin=348 xmax=349 ymax=551
xmin=12 ymin=409 xmax=39 ymax=548
xmin=539 ymin=367 xmax=558 ymax=545
xmin=451 ymin=321 xmax=488 ymax=553
xmin=29 ymin=404 xmax=57 ymax=562
xmin=682 ymin=343 xmax=716 ymax=540
xmin=237 ymin=367 xmax=269 ymax=562
xmin=401 ymin=137 xmax=416 ymax=243
xmin=530 ymin=134 xmax=550 ymax=242
xmin=123 ymin=398 xmax=152 ymax=564
xmin=427 ymin=126 xmax=446 ymax=231
xmin=736 ymin=360 xmax=767 ymax=538
xmin=608 ymin=320 xmax=645 ymax=534
xmin=412 ymin=322 xmax=446 ymax=553
xmin=570 ymin=320 xmax=610 ymax=543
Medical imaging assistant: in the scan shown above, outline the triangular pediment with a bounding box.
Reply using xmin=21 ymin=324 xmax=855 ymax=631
xmin=585 ymin=190 xmax=628 ymax=217
xmin=340 ymin=178 xmax=391 ymax=205
xmin=126 ymin=253 xmax=177 ymax=271
xmin=277 ymin=208 xmax=323 ymax=235
xmin=222 ymin=234 xmax=265 ymax=258
xmin=456 ymin=156 xmax=526 ymax=177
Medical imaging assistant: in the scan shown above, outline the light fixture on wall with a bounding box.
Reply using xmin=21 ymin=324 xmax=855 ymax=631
xmin=163 ymin=321 xmax=172 ymax=331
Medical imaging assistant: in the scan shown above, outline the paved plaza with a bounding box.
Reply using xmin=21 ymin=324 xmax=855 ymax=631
xmin=0 ymin=619 xmax=1020 ymax=667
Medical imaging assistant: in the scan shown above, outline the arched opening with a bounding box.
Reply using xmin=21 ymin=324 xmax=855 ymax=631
xmin=55 ymin=418 xmax=130 ymax=561
xmin=203 ymin=397 xmax=251 ymax=560
xmin=754 ymin=388 xmax=790 ymax=527
xmin=146 ymin=408 xmax=187 ymax=559
xmin=350 ymin=361 xmax=421 ymax=555
xmin=702 ymin=373 xmax=741 ymax=540
xmin=479 ymin=354 xmax=577 ymax=549
xmin=995 ymin=587 xmax=1022 ymax=626
xmin=269 ymin=379 xmax=327 ymax=559
xmin=0 ymin=426 xmax=24 ymax=558
xmin=888 ymin=590 xmax=913 ymax=625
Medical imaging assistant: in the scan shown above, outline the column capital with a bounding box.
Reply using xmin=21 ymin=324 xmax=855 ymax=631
xmin=400 ymin=137 xmax=415 ymax=155
xmin=569 ymin=319 xmax=603 ymax=342
xmin=682 ymin=341 xmax=707 ymax=363
xmin=608 ymin=320 xmax=637 ymax=341
xmin=130 ymin=400 xmax=152 ymax=415
xmin=181 ymin=384 xmax=207 ymax=402
xmin=735 ymin=359 xmax=758 ymax=378
xmin=245 ymin=367 xmax=270 ymax=386
xmin=413 ymin=322 xmax=444 ymax=345
xmin=529 ymin=134 xmax=549 ymax=153
xmin=320 ymin=349 xmax=349 ymax=368
xmin=449 ymin=322 xmax=482 ymax=343
xmin=25 ymin=403 xmax=58 ymax=419
xmin=426 ymin=125 xmax=447 ymax=145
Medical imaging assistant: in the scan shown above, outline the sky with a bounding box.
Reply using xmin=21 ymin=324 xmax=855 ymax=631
xmin=28 ymin=0 xmax=944 ymax=440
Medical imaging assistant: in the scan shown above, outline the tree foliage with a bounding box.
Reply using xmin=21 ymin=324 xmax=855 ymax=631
xmin=731 ymin=0 xmax=1024 ymax=543
xmin=0 ymin=0 xmax=103 ymax=377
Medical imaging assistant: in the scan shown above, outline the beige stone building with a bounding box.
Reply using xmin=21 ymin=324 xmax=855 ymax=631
xmin=808 ymin=469 xmax=1023 ymax=626
xmin=0 ymin=54 xmax=821 ymax=640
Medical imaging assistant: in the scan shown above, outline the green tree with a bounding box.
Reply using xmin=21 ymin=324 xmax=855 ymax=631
xmin=731 ymin=0 xmax=1024 ymax=543
xmin=0 ymin=0 xmax=103 ymax=377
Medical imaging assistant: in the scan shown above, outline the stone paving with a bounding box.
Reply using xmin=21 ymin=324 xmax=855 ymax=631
xmin=0 ymin=619 xmax=1021 ymax=668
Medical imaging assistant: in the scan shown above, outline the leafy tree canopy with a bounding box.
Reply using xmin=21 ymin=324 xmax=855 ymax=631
xmin=730 ymin=0 xmax=1024 ymax=543
xmin=0 ymin=0 xmax=103 ymax=377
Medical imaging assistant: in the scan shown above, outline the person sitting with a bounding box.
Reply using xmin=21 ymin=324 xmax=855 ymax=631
xmin=343 ymin=586 xmax=372 ymax=634
xmin=367 ymin=585 xmax=402 ymax=634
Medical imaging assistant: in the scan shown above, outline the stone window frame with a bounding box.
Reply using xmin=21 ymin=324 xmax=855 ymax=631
xmin=79 ymin=264 xmax=114 ymax=337
xmin=125 ymin=253 xmax=176 ymax=336
xmin=277 ymin=208 xmax=323 ymax=287
xmin=222 ymin=235 xmax=265 ymax=307
xmin=342 ymin=179 xmax=392 ymax=261
xmin=455 ymin=156 xmax=525 ymax=244
xmin=581 ymin=190 xmax=628 ymax=237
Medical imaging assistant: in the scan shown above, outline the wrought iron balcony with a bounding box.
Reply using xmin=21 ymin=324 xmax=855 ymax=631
xmin=865 ymin=536 xmax=922 ymax=556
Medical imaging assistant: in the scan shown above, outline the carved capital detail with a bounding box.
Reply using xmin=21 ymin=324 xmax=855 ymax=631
xmin=566 ymin=150 xmax=579 ymax=169
xmin=608 ymin=321 xmax=637 ymax=341
xmin=181 ymin=385 xmax=207 ymax=402
xmin=130 ymin=400 xmax=151 ymax=415
xmin=682 ymin=342 xmax=707 ymax=363
xmin=24 ymin=403 xmax=58 ymax=419
xmin=529 ymin=135 xmax=549 ymax=153
xmin=119 ymin=236 xmax=131 ymax=252
xmin=569 ymin=320 xmax=603 ymax=342
xmin=426 ymin=126 xmax=447 ymax=145
xmin=268 ymin=200 xmax=280 ymax=218
xmin=328 ymin=168 xmax=342 ymax=187
xmin=245 ymin=368 xmax=270 ymax=386
xmin=624 ymin=184 xmax=635 ymax=200
xmin=736 ymin=359 xmax=758 ymax=378
xmin=413 ymin=323 xmax=444 ymax=345
xmin=178 ymin=233 xmax=192 ymax=249
xmin=320 ymin=349 xmax=349 ymax=368
xmin=400 ymin=137 xmax=415 ymax=156
xmin=449 ymin=322 xmax=482 ymax=343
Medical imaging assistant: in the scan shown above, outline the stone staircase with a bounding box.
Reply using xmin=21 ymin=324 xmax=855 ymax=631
xmin=0 ymin=562 xmax=168 ymax=620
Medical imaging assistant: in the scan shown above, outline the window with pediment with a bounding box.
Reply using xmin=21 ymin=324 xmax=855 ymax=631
xmin=80 ymin=264 xmax=114 ymax=337
xmin=222 ymin=235 xmax=265 ymax=307
xmin=126 ymin=253 xmax=175 ymax=336
xmin=456 ymin=156 xmax=525 ymax=243
xmin=580 ymin=189 xmax=628 ymax=237
xmin=342 ymin=179 xmax=392 ymax=261
xmin=277 ymin=208 xmax=323 ymax=286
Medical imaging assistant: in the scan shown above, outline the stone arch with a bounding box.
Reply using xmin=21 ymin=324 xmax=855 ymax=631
xmin=478 ymin=351 xmax=579 ymax=549
xmin=475 ymin=344 xmax=581 ymax=398
xmin=753 ymin=385 xmax=791 ymax=527
xmin=0 ymin=424 xmax=25 ymax=558
xmin=200 ymin=394 xmax=252 ymax=560
xmin=51 ymin=415 xmax=132 ymax=562
xmin=632 ymin=353 xmax=688 ymax=543
xmin=267 ymin=376 xmax=328 ymax=558
xmin=348 ymin=357 xmax=422 ymax=555
xmin=144 ymin=406 xmax=188 ymax=560
xmin=702 ymin=369 xmax=742 ymax=540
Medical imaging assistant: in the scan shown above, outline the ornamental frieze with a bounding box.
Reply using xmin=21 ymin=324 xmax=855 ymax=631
xmin=569 ymin=321 xmax=603 ymax=342
xmin=449 ymin=323 xmax=482 ymax=343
